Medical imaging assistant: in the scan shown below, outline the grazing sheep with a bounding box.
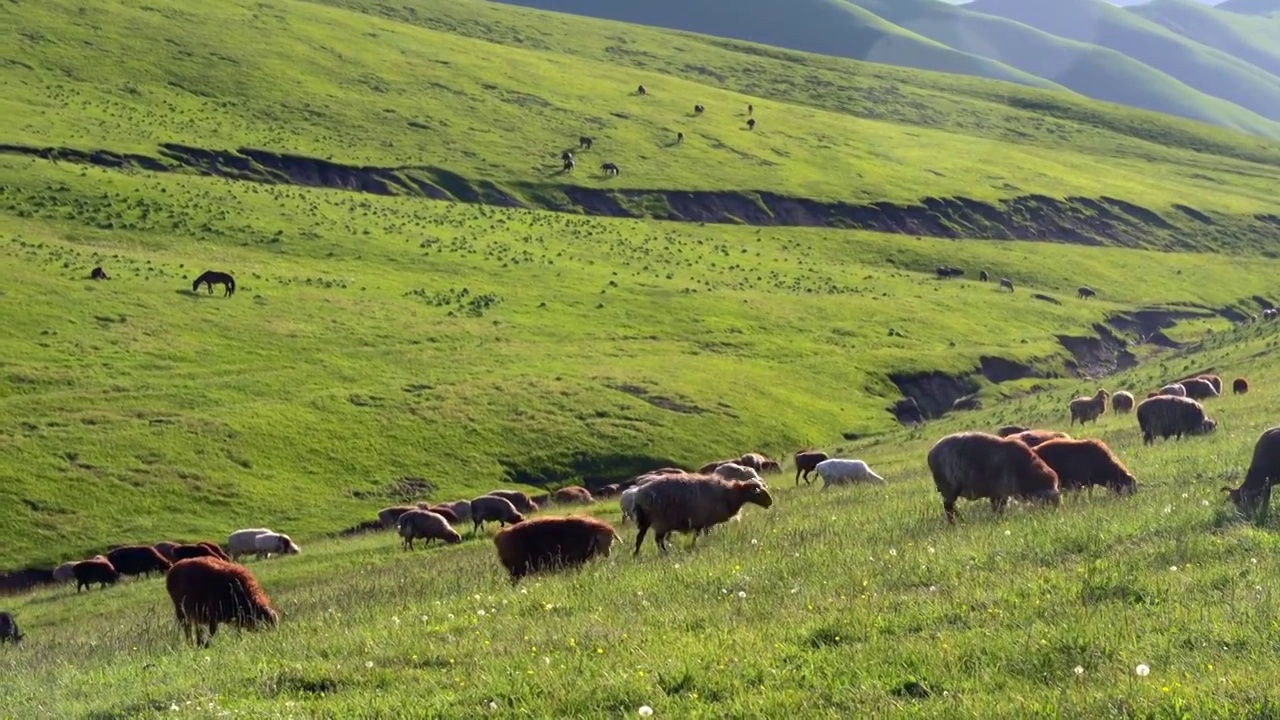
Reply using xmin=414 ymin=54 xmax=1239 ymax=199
xmin=1078 ymin=287 xmax=1097 ymax=299
xmin=153 ymin=541 xmax=181 ymax=562
xmin=1159 ymin=383 xmax=1186 ymax=397
xmin=996 ymin=425 xmax=1029 ymax=437
xmin=398 ymin=510 xmax=462 ymax=550
xmin=637 ymin=84 xmax=646 ymax=95
xmin=253 ymin=532 xmax=300 ymax=560
xmin=562 ymin=157 xmax=575 ymax=173
xmin=694 ymin=104 xmax=704 ymax=113
xmin=1222 ymin=426 xmax=1280 ymax=518
xmin=1010 ymin=429 xmax=1072 ymax=448
xmin=72 ymin=558 xmax=119 ymax=592
xmin=228 ymin=528 xmax=274 ymax=561
xmin=579 ymin=136 xmax=593 ymax=150
xmin=106 ymin=545 xmax=172 ymax=579
xmin=433 ymin=500 xmax=472 ymax=523
xmin=171 ymin=544 xmax=220 ymax=561
xmin=1197 ymin=374 xmax=1223 ymax=395
xmin=198 ymin=542 xmax=230 ymax=561
xmin=712 ymin=462 xmax=762 ymax=482
xmin=633 ymin=468 xmax=688 ymax=487
xmin=422 ymin=505 xmax=459 ymax=523
xmin=601 ymin=162 xmax=620 ymax=176
xmin=631 ymin=474 xmax=773 ymax=555
xmin=794 ymin=450 xmax=829 ymax=485
xmin=553 ymin=486 xmax=595 ymax=505
xmin=53 ymin=561 xmax=77 ymax=584
xmin=595 ymin=483 xmax=623 ymax=499
xmin=493 ymin=516 xmax=620 ymax=584
xmin=1032 ymin=438 xmax=1136 ymax=496
xmin=1180 ymin=377 xmax=1219 ymax=400
xmin=738 ymin=453 xmax=780 ymax=473
xmin=927 ymin=431 xmax=1061 ymax=523
xmin=999 ymin=278 xmax=1014 ymax=292
xmin=560 ymin=150 xmax=573 ymax=162
xmin=1135 ymin=395 xmax=1216 ymax=445
xmin=619 ymin=485 xmax=640 ymax=525
xmin=815 ymin=458 xmax=885 ymax=489
xmin=1233 ymin=377 xmax=1249 ymax=395
xmin=488 ymin=490 xmax=538 ymax=514
xmin=1069 ymin=389 xmax=1110 ymax=426
xmin=166 ymin=557 xmax=278 ymax=647
xmin=470 ymin=495 xmax=527 ymax=534
xmin=979 ymin=270 xmax=990 ymax=282
xmin=746 ymin=118 xmax=756 ymax=130
xmin=1111 ymin=391 xmax=1136 ymax=414
xmin=0 ymin=611 xmax=21 ymax=644
xmin=698 ymin=458 xmax=736 ymax=474
xmin=935 ymin=265 xmax=963 ymax=279
xmin=90 ymin=266 xmax=109 ymax=280
xmin=377 ymin=506 xmax=415 ymax=529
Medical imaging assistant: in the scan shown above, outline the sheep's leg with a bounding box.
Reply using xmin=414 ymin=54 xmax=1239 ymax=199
xmin=943 ymin=500 xmax=958 ymax=524
xmin=656 ymin=532 xmax=671 ymax=553
xmin=633 ymin=524 xmax=649 ymax=556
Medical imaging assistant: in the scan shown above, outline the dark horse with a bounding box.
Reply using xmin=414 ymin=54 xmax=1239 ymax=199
xmin=90 ymin=266 xmax=110 ymax=280
xmin=192 ymin=270 xmax=235 ymax=297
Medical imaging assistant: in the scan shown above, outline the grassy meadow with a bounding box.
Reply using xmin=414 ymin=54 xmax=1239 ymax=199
xmin=3 ymin=321 xmax=1280 ymax=717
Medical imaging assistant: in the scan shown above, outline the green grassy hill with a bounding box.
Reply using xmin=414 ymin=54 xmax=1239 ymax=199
xmin=3 ymin=0 xmax=1280 ymax=567
xmin=968 ymin=0 xmax=1280 ymax=122
xmin=1129 ymin=0 xmax=1280 ymax=78
xmin=1216 ymin=0 xmax=1280 ymax=13
xmin=846 ymin=0 xmax=1280 ymax=137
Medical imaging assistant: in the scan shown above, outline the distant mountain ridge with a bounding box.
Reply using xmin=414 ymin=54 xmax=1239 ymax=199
xmin=492 ymin=0 xmax=1280 ymax=138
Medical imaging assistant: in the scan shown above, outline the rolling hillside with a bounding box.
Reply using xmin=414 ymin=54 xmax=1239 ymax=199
xmin=2 ymin=0 xmax=1280 ymax=565
xmin=492 ymin=0 xmax=1280 ymax=137
xmin=968 ymin=0 xmax=1280 ymax=122
xmin=1130 ymin=0 xmax=1280 ymax=78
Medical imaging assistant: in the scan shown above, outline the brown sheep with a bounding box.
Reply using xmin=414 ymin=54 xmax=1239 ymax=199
xmin=470 ymin=495 xmax=527 ymax=534
xmin=493 ymin=516 xmax=620 ymax=584
xmin=398 ymin=510 xmax=462 ymax=549
xmin=1069 ymin=389 xmax=1109 ymax=426
xmin=1159 ymin=383 xmax=1186 ymax=397
xmin=1197 ymin=374 xmax=1223 ymax=395
xmin=996 ymin=425 xmax=1029 ymax=438
xmin=1136 ymin=395 xmax=1216 ymax=445
xmin=927 ymin=432 xmax=1061 ymax=524
xmin=106 ymin=545 xmax=173 ymax=579
xmin=166 ymin=557 xmax=278 ymax=647
xmin=72 ymin=558 xmax=119 ymax=592
xmin=424 ymin=505 xmax=460 ymax=524
xmin=1146 ymin=391 xmax=1159 ymax=399
xmin=171 ymin=544 xmax=220 ymax=561
xmin=378 ymin=506 xmax=416 ymax=529
xmin=1010 ymin=429 xmax=1072 ymax=448
xmin=794 ymin=450 xmax=829 ymax=485
xmin=1222 ymin=426 xmax=1280 ymax=518
xmin=697 ymin=458 xmax=737 ymax=474
xmin=487 ymin=490 xmax=538 ymax=514
xmin=631 ymin=475 xmax=773 ymax=555
xmin=553 ymin=486 xmax=595 ymax=505
xmin=1233 ymin=377 xmax=1249 ymax=395
xmin=738 ymin=453 xmax=781 ymax=473
xmin=153 ymin=541 xmax=181 ymax=562
xmin=1179 ymin=377 xmax=1219 ymax=400
xmin=197 ymin=542 xmax=231 ymax=561
xmin=1110 ymin=391 xmax=1135 ymax=414
xmin=1031 ymin=438 xmax=1136 ymax=496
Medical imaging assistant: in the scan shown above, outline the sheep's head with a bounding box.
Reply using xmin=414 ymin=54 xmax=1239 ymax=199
xmin=593 ymin=527 xmax=619 ymax=558
xmin=739 ymin=481 xmax=774 ymax=509
xmin=1111 ymin=472 xmax=1137 ymax=496
xmin=281 ymin=536 xmax=301 ymax=555
xmin=1196 ymin=418 xmax=1218 ymax=436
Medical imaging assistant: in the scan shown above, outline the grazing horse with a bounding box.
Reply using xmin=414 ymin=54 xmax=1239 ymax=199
xmin=999 ymin=277 xmax=1015 ymax=292
xmin=560 ymin=150 xmax=573 ymax=162
xmin=694 ymin=104 xmax=704 ymax=114
xmin=193 ymin=270 xmax=235 ymax=297
xmin=563 ymin=157 xmax=575 ymax=173
xmin=90 ymin=266 xmax=110 ymax=280
xmin=1078 ymin=286 xmax=1097 ymax=300
xmin=637 ymin=85 xmax=647 ymax=95
xmin=601 ymin=162 xmax=620 ymax=176
xmin=579 ymin=136 xmax=593 ymax=150
xmin=747 ymin=118 xmax=756 ymax=130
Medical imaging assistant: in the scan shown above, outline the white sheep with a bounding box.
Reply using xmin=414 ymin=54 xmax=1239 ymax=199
xmin=619 ymin=486 xmax=640 ymax=525
xmin=711 ymin=462 xmax=762 ymax=482
xmin=253 ymin=532 xmax=300 ymax=560
xmin=227 ymin=528 xmax=274 ymax=561
xmin=814 ymin=458 xmax=885 ymax=489
xmin=1159 ymin=383 xmax=1187 ymax=397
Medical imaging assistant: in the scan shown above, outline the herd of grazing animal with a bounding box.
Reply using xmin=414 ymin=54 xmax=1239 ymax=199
xmin=2 ymin=366 xmax=1274 ymax=646
xmin=556 ymin=83 xmax=762 ymax=179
